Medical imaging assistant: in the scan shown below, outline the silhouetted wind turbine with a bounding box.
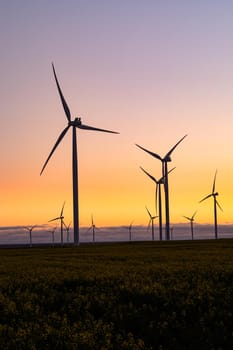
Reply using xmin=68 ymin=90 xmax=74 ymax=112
xmin=64 ymin=222 xmax=71 ymax=243
xmin=183 ymin=211 xmax=197 ymax=240
xmin=25 ymin=225 xmax=36 ymax=247
xmin=199 ymin=170 xmax=223 ymax=239
xmin=128 ymin=221 xmax=134 ymax=242
xmin=86 ymin=215 xmax=99 ymax=243
xmin=140 ymin=166 xmax=175 ymax=241
xmin=48 ymin=226 xmax=57 ymax=246
xmin=170 ymin=227 xmax=174 ymax=240
xmin=49 ymin=202 xmax=65 ymax=244
xmin=40 ymin=64 xmax=119 ymax=246
xmin=145 ymin=206 xmax=158 ymax=241
xmin=136 ymin=135 xmax=187 ymax=241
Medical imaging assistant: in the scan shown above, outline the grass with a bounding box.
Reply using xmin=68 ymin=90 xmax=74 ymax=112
xmin=0 ymin=239 xmax=233 ymax=349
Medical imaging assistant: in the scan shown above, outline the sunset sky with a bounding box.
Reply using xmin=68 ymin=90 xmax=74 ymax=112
xmin=1 ymin=0 xmax=233 ymax=230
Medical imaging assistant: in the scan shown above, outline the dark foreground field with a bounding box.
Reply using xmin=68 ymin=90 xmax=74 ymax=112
xmin=0 ymin=240 xmax=233 ymax=349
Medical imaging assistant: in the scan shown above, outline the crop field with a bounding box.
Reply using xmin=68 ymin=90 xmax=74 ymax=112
xmin=0 ymin=240 xmax=233 ymax=349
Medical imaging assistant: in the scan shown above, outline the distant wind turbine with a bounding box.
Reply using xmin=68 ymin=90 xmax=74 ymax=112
xmin=48 ymin=226 xmax=57 ymax=246
xmin=49 ymin=202 xmax=65 ymax=244
xmin=145 ymin=206 xmax=158 ymax=241
xmin=140 ymin=166 xmax=175 ymax=241
xmin=183 ymin=211 xmax=197 ymax=240
xmin=128 ymin=221 xmax=134 ymax=242
xmin=25 ymin=225 xmax=36 ymax=247
xmin=86 ymin=215 xmax=99 ymax=243
xmin=170 ymin=227 xmax=174 ymax=240
xmin=64 ymin=222 xmax=71 ymax=243
xmin=199 ymin=170 xmax=223 ymax=239
xmin=40 ymin=63 xmax=119 ymax=246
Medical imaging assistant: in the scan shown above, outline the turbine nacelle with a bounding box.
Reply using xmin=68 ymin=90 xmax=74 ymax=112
xmin=164 ymin=155 xmax=172 ymax=162
xmin=69 ymin=117 xmax=82 ymax=126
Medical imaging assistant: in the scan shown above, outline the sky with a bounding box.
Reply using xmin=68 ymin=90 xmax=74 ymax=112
xmin=1 ymin=0 xmax=233 ymax=231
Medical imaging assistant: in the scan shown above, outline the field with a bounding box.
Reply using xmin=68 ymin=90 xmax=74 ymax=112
xmin=0 ymin=240 xmax=233 ymax=349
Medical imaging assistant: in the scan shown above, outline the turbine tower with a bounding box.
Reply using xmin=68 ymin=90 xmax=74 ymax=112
xmin=145 ymin=206 xmax=158 ymax=241
xmin=136 ymin=135 xmax=187 ymax=240
xmin=199 ymin=170 xmax=222 ymax=239
xmin=140 ymin=166 xmax=175 ymax=241
xmin=25 ymin=225 xmax=36 ymax=247
xmin=40 ymin=64 xmax=119 ymax=246
xmin=49 ymin=202 xmax=65 ymax=244
xmin=183 ymin=211 xmax=197 ymax=240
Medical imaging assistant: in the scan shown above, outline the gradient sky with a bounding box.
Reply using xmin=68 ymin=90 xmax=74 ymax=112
xmin=1 ymin=0 xmax=233 ymax=229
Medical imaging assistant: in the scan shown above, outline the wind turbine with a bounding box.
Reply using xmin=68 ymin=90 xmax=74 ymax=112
xmin=199 ymin=170 xmax=223 ymax=239
xmin=140 ymin=166 xmax=175 ymax=241
xmin=128 ymin=221 xmax=134 ymax=242
xmin=48 ymin=226 xmax=57 ymax=246
xmin=183 ymin=211 xmax=197 ymax=240
xmin=86 ymin=215 xmax=99 ymax=243
xmin=64 ymin=222 xmax=71 ymax=243
xmin=145 ymin=206 xmax=158 ymax=241
xmin=170 ymin=227 xmax=174 ymax=240
xmin=136 ymin=135 xmax=187 ymax=240
xmin=25 ymin=225 xmax=36 ymax=247
xmin=40 ymin=64 xmax=119 ymax=246
xmin=49 ymin=202 xmax=65 ymax=244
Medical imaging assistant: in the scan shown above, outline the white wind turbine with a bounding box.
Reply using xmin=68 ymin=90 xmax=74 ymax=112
xmin=40 ymin=64 xmax=119 ymax=246
xmin=136 ymin=135 xmax=187 ymax=241
xmin=199 ymin=170 xmax=223 ymax=239
xmin=183 ymin=211 xmax=197 ymax=240
xmin=140 ymin=166 xmax=175 ymax=241
xmin=145 ymin=206 xmax=158 ymax=241
xmin=49 ymin=202 xmax=65 ymax=244
xmin=25 ymin=225 xmax=37 ymax=247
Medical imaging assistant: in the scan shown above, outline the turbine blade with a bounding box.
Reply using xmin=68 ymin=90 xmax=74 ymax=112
xmin=77 ymin=123 xmax=119 ymax=134
xmin=49 ymin=217 xmax=60 ymax=222
xmin=165 ymin=134 xmax=187 ymax=160
xmin=145 ymin=206 xmax=152 ymax=218
xmin=212 ymin=170 xmax=217 ymax=193
xmin=199 ymin=193 xmax=212 ymax=203
xmin=60 ymin=201 xmax=65 ymax=216
xmin=192 ymin=210 xmax=197 ymax=219
xmin=216 ymin=199 xmax=223 ymax=212
xmin=167 ymin=167 xmax=176 ymax=176
xmin=147 ymin=219 xmax=151 ymax=230
xmin=86 ymin=226 xmax=92 ymax=233
xmin=183 ymin=216 xmax=191 ymax=221
xmin=52 ymin=63 xmax=71 ymax=122
xmin=91 ymin=215 xmax=94 ymax=226
xmin=140 ymin=166 xmax=157 ymax=183
xmin=135 ymin=144 xmax=162 ymax=161
xmin=40 ymin=126 xmax=70 ymax=175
